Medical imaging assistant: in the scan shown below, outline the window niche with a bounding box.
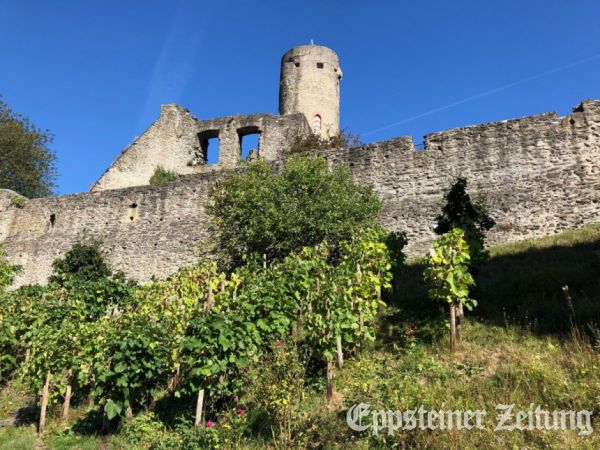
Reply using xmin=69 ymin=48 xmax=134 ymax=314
xmin=199 ymin=130 xmax=220 ymax=165
xmin=238 ymin=126 xmax=261 ymax=161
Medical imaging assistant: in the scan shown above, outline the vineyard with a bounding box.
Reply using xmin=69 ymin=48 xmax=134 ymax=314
xmin=0 ymin=157 xmax=599 ymax=449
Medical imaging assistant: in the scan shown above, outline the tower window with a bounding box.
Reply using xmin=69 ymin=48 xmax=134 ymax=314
xmin=313 ymin=115 xmax=322 ymax=131
xmin=316 ymin=62 xmax=324 ymax=69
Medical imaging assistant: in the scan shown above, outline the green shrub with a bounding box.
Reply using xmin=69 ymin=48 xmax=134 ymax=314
xmin=424 ymin=228 xmax=475 ymax=351
xmin=245 ymin=340 xmax=307 ymax=447
xmin=288 ymin=128 xmax=362 ymax=154
xmin=208 ymin=155 xmax=381 ymax=268
xmin=9 ymin=195 xmax=25 ymax=209
xmin=149 ymin=166 xmax=179 ymax=185
xmin=435 ymin=176 xmax=495 ymax=269
xmin=49 ymin=242 xmax=110 ymax=284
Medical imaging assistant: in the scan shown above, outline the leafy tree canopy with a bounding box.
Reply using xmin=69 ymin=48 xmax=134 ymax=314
xmin=0 ymin=96 xmax=57 ymax=198
xmin=208 ymin=156 xmax=382 ymax=268
xmin=435 ymin=176 xmax=495 ymax=266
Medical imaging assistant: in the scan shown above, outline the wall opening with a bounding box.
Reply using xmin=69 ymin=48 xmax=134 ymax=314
xmin=128 ymin=203 xmax=138 ymax=221
xmin=238 ymin=126 xmax=261 ymax=160
xmin=199 ymin=130 xmax=220 ymax=165
xmin=317 ymin=62 xmax=324 ymax=69
xmin=49 ymin=213 xmax=56 ymax=227
xmin=312 ymin=114 xmax=322 ymax=132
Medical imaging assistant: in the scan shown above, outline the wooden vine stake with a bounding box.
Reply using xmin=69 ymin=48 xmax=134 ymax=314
xmin=449 ymin=303 xmax=457 ymax=352
xmin=204 ymin=285 xmax=214 ymax=312
xmin=326 ymin=360 xmax=335 ymax=404
xmin=194 ymin=389 xmax=205 ymax=427
xmin=38 ymin=372 xmax=50 ymax=435
xmin=336 ymin=335 xmax=344 ymax=369
xmin=456 ymin=302 xmax=464 ymax=342
xmin=62 ymin=370 xmax=73 ymax=420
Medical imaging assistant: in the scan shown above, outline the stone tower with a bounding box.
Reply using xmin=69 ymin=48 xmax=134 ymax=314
xmin=279 ymin=45 xmax=342 ymax=138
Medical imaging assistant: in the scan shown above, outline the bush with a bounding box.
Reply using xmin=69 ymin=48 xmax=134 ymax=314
xmin=9 ymin=195 xmax=25 ymax=208
xmin=208 ymin=155 xmax=381 ymax=268
xmin=149 ymin=166 xmax=179 ymax=185
xmin=435 ymin=176 xmax=495 ymax=269
xmin=288 ymin=128 xmax=362 ymax=154
xmin=49 ymin=242 xmax=110 ymax=284
xmin=245 ymin=340 xmax=307 ymax=447
xmin=0 ymin=246 xmax=20 ymax=292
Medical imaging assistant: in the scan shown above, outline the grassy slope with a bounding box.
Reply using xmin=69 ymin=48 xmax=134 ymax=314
xmin=1 ymin=224 xmax=599 ymax=449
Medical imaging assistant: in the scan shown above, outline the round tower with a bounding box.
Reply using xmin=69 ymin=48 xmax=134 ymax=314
xmin=279 ymin=45 xmax=342 ymax=138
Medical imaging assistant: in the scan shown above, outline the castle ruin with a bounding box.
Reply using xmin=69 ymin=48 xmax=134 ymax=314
xmin=1 ymin=45 xmax=599 ymax=287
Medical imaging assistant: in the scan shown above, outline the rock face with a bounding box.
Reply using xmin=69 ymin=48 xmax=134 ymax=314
xmin=2 ymin=99 xmax=599 ymax=287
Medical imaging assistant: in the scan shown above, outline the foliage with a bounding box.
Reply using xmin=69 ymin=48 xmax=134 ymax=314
xmin=9 ymin=195 xmax=25 ymax=209
xmin=149 ymin=166 xmax=180 ymax=185
xmin=245 ymin=340 xmax=307 ymax=447
xmin=0 ymin=95 xmax=57 ymax=198
xmin=288 ymin=128 xmax=362 ymax=154
xmin=424 ymin=228 xmax=475 ymax=310
xmin=49 ymin=242 xmax=111 ymax=284
xmin=435 ymin=176 xmax=495 ymax=268
xmin=208 ymin=155 xmax=381 ymax=268
xmin=0 ymin=246 xmax=20 ymax=293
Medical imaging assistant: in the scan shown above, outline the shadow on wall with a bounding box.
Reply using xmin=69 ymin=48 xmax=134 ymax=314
xmin=389 ymin=235 xmax=600 ymax=336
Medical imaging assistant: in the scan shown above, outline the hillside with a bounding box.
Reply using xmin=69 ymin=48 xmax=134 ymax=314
xmin=1 ymin=224 xmax=600 ymax=449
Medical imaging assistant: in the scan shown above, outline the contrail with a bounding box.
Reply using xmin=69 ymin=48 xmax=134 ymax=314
xmin=362 ymin=53 xmax=600 ymax=137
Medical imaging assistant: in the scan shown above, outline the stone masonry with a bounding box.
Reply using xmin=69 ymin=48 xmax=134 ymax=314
xmin=0 ymin=45 xmax=598 ymax=287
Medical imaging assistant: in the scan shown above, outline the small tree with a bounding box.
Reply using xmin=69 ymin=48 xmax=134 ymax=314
xmin=423 ymin=228 xmax=475 ymax=352
xmin=149 ymin=166 xmax=179 ymax=185
xmin=435 ymin=177 xmax=495 ymax=269
xmin=0 ymin=96 xmax=57 ymax=197
xmin=208 ymin=156 xmax=381 ymax=268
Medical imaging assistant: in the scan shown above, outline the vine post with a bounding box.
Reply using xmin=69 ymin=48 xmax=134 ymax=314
xmin=194 ymin=389 xmax=205 ymax=427
xmin=336 ymin=335 xmax=344 ymax=369
xmin=38 ymin=372 xmax=50 ymax=435
xmin=449 ymin=303 xmax=457 ymax=352
xmin=326 ymin=360 xmax=335 ymax=404
xmin=62 ymin=370 xmax=73 ymax=420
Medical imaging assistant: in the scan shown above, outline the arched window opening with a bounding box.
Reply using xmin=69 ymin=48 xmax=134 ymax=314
xmin=313 ymin=114 xmax=322 ymax=131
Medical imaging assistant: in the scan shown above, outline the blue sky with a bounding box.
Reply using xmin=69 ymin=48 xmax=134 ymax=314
xmin=1 ymin=0 xmax=599 ymax=195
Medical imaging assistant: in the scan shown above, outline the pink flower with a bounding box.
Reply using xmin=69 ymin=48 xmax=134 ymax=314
xmin=275 ymin=341 xmax=284 ymax=347
xmin=241 ymin=367 xmax=248 ymax=373
xmin=206 ymin=420 xmax=216 ymax=428
xmin=236 ymin=408 xmax=245 ymax=416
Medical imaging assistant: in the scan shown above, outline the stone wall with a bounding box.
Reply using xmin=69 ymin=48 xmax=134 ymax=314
xmin=2 ymin=175 xmax=219 ymax=286
xmin=320 ymin=99 xmax=600 ymax=256
xmin=93 ymin=106 xmax=311 ymax=191
xmin=92 ymin=104 xmax=204 ymax=192
xmin=1 ymin=100 xmax=599 ymax=286
xmin=196 ymin=113 xmax=311 ymax=167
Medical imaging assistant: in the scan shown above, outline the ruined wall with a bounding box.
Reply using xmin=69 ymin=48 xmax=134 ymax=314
xmin=321 ymin=99 xmax=600 ymax=256
xmin=2 ymin=175 xmax=219 ymax=287
xmin=92 ymin=104 xmax=204 ymax=192
xmin=196 ymin=113 xmax=311 ymax=167
xmin=93 ymin=108 xmax=311 ymax=191
xmin=1 ymin=100 xmax=599 ymax=287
